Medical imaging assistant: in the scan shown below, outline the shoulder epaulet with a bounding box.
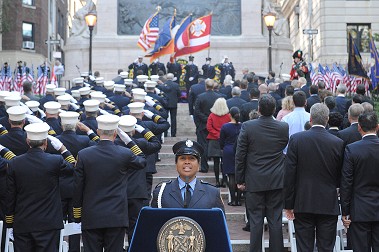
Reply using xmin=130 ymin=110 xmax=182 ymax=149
xmin=200 ymin=180 xmax=217 ymax=187
xmin=155 ymin=180 xmax=172 ymax=189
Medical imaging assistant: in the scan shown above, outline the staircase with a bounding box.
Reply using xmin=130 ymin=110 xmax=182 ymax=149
xmin=154 ymin=103 xmax=250 ymax=251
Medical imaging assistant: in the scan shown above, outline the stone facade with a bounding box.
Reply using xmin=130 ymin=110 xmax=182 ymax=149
xmin=64 ymin=0 xmax=293 ymax=83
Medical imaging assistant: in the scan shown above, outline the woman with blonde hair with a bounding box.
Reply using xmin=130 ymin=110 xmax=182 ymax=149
xmin=207 ymin=98 xmax=231 ymax=187
xmin=276 ymin=96 xmax=294 ymax=121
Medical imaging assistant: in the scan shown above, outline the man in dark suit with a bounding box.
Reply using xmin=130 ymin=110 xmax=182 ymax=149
xmin=151 ymin=140 xmax=224 ymax=212
xmin=236 ymin=95 xmax=289 ymax=252
xmin=327 ymin=112 xmax=343 ymax=136
xmin=305 ymin=85 xmax=321 ymax=112
xmin=240 ymin=88 xmax=260 ymax=122
xmin=158 ymin=73 xmax=181 ymax=137
xmin=6 ymin=122 xmax=75 ymax=252
xmin=194 ymin=79 xmax=221 ymax=172
xmin=246 ymin=74 xmax=258 ymax=92
xmin=220 ymin=56 xmax=235 ymax=84
xmin=299 ymin=77 xmax=310 ymax=98
xmin=337 ymin=103 xmax=364 ymax=148
xmin=73 ymin=115 xmax=146 ymax=252
xmin=284 ymin=103 xmax=344 ymax=251
xmin=148 ymin=58 xmax=166 ymax=75
xmin=201 ymin=57 xmax=215 ymax=79
xmin=340 ymin=112 xmax=379 ymax=251
xmin=335 ymin=84 xmax=349 ymax=116
xmin=188 ymin=78 xmax=205 ymax=118
xmin=166 ymin=61 xmax=182 ymax=82
xmin=184 ymin=56 xmax=199 ymax=95
xmin=278 ymin=74 xmax=291 ymax=98
xmin=226 ymin=87 xmax=246 ymax=110
xmin=239 ymin=80 xmax=250 ymax=102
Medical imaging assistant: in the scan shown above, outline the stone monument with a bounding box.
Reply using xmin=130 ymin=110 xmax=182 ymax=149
xmin=64 ymin=0 xmax=293 ymax=82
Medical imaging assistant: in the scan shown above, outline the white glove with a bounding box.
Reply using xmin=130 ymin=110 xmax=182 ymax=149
xmin=135 ymin=124 xmax=145 ymax=133
xmin=189 ymin=77 xmax=194 ymax=81
xmin=37 ymin=108 xmax=46 ymax=118
xmin=134 ymin=58 xmax=138 ymax=63
xmin=19 ymin=102 xmax=33 ymax=115
xmin=25 ymin=114 xmax=43 ymax=124
xmin=117 ymin=128 xmax=132 ymax=144
xmin=143 ymin=110 xmax=154 ymax=119
xmin=173 ymin=77 xmax=177 ymax=81
xmin=144 ymin=96 xmax=155 ymax=107
xmin=0 ymin=143 xmax=6 ymax=152
xmin=190 ymin=115 xmax=194 ymax=121
xmin=154 ymin=88 xmax=161 ymax=94
xmin=84 ymin=83 xmax=90 ymax=87
xmin=99 ymin=108 xmax=110 ymax=115
xmin=65 ymin=94 xmax=77 ymax=104
xmin=89 ymin=75 xmax=95 ymax=81
xmin=47 ymin=135 xmax=63 ymax=151
xmin=70 ymin=103 xmax=80 ymax=111
xmin=105 ymin=98 xmax=111 ymax=103
xmin=8 ymin=228 xmax=14 ymax=241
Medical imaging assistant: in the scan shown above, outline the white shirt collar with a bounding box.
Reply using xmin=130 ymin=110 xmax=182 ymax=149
xmin=362 ymin=133 xmax=377 ymax=138
xmin=312 ymin=125 xmax=325 ymax=129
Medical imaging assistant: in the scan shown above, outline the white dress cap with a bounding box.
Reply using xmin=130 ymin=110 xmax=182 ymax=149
xmin=95 ymin=77 xmax=104 ymax=85
xmin=56 ymin=95 xmax=71 ymax=106
xmin=104 ymin=81 xmax=115 ymax=90
xmin=150 ymin=75 xmax=159 ymax=82
xmin=114 ymin=84 xmax=126 ymax=92
xmin=71 ymin=90 xmax=80 ymax=98
xmin=0 ymin=91 xmax=11 ymax=102
xmin=25 ymin=101 xmax=40 ymax=112
xmin=120 ymin=72 xmax=129 ymax=78
xmin=59 ymin=111 xmax=80 ymax=125
xmin=90 ymin=92 xmax=106 ymax=103
xmin=80 ymin=72 xmax=89 ymax=77
xmin=73 ymin=77 xmax=84 ymax=84
xmin=4 ymin=95 xmax=21 ymax=107
xmin=83 ymin=99 xmax=100 ymax=112
xmin=119 ymin=115 xmax=137 ymax=132
xmin=137 ymin=75 xmax=148 ymax=83
xmin=132 ymin=88 xmax=146 ymax=101
xmin=79 ymin=87 xmax=91 ymax=96
xmin=128 ymin=102 xmax=145 ymax=114
xmin=7 ymin=106 xmax=27 ymax=121
xmin=96 ymin=114 xmax=120 ymax=130
xmin=44 ymin=101 xmax=61 ymax=114
xmin=54 ymin=87 xmax=66 ymax=96
xmin=124 ymin=79 xmax=134 ymax=85
xmin=24 ymin=122 xmax=50 ymax=141
xmin=144 ymin=81 xmax=157 ymax=88
xmin=46 ymin=84 xmax=57 ymax=93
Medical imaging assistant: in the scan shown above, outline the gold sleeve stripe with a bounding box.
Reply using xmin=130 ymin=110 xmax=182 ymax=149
xmin=0 ymin=130 xmax=8 ymax=135
xmin=73 ymin=207 xmax=82 ymax=218
xmin=155 ymin=105 xmax=162 ymax=110
xmin=153 ymin=115 xmax=161 ymax=123
xmin=5 ymin=215 xmax=14 ymax=223
xmin=65 ymin=156 xmax=76 ymax=163
xmin=92 ymin=135 xmax=100 ymax=141
xmin=130 ymin=145 xmax=143 ymax=155
xmin=48 ymin=130 xmax=56 ymax=135
xmin=144 ymin=131 xmax=154 ymax=140
xmin=114 ymin=109 xmax=121 ymax=114
xmin=4 ymin=151 xmax=16 ymax=160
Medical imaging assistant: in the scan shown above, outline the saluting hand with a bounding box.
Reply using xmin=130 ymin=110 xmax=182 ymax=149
xmin=285 ymin=209 xmax=295 ymax=220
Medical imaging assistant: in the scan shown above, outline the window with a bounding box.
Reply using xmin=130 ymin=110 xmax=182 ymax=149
xmin=22 ymin=0 xmax=34 ymax=6
xmin=22 ymin=22 xmax=34 ymax=49
xmin=347 ymin=23 xmax=371 ymax=53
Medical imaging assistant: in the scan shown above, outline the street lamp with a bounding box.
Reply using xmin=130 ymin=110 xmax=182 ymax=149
xmin=85 ymin=11 xmax=97 ymax=76
xmin=264 ymin=12 xmax=276 ymax=73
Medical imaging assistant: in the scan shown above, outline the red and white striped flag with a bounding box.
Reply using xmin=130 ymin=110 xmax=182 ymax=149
xmin=137 ymin=12 xmax=159 ymax=51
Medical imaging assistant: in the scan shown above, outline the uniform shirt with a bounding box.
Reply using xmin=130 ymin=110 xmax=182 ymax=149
xmin=178 ymin=177 xmax=196 ymax=200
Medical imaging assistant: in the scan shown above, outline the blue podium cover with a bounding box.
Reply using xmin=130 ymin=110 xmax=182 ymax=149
xmin=129 ymin=207 xmax=232 ymax=252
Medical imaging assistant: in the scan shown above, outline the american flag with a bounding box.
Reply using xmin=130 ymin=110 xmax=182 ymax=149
xmin=318 ymin=64 xmax=331 ymax=89
xmin=13 ymin=67 xmax=23 ymax=93
xmin=137 ymin=12 xmax=159 ymax=51
xmin=330 ymin=64 xmax=344 ymax=92
xmin=50 ymin=66 xmax=57 ymax=86
xmin=3 ymin=66 xmax=12 ymax=91
xmin=310 ymin=63 xmax=323 ymax=86
xmin=35 ymin=65 xmax=48 ymax=95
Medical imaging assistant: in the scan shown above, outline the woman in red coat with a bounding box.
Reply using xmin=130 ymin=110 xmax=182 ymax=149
xmin=206 ymin=98 xmax=231 ymax=187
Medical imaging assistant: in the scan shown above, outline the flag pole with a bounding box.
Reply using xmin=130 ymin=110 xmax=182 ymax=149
xmin=207 ymin=11 xmax=213 ymax=59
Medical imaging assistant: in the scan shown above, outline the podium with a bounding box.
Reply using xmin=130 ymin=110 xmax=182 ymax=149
xmin=129 ymin=207 xmax=232 ymax=252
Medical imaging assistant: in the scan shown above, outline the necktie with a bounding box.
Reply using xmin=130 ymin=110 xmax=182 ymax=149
xmin=184 ymin=183 xmax=191 ymax=208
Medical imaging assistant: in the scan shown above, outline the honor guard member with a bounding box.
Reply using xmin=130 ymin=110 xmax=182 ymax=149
xmin=202 ymin=57 xmax=216 ymax=79
xmin=117 ymin=115 xmax=161 ymax=244
xmin=0 ymin=106 xmax=29 ymax=155
xmin=129 ymin=56 xmax=149 ymax=76
xmin=38 ymin=84 xmax=56 ymax=109
xmin=124 ymin=78 xmax=137 ymax=92
xmin=0 ymin=91 xmax=10 ymax=118
xmin=151 ymin=140 xmax=224 ymax=211
xmin=144 ymin=80 xmax=168 ymax=109
xmin=77 ymin=86 xmax=91 ymax=107
xmin=14 ymin=61 xmax=23 ymax=79
xmin=53 ymin=87 xmax=67 ymax=98
xmin=68 ymin=77 xmax=84 ymax=94
xmin=149 ymin=58 xmax=166 ymax=75
xmin=93 ymin=77 xmax=107 ymax=93
xmin=91 ymin=92 xmax=122 ymax=116
xmin=77 ymin=99 xmax=100 ymax=134
xmin=5 ymin=122 xmax=75 ymax=252
xmin=103 ymin=81 xmax=115 ymax=98
xmin=158 ymin=73 xmax=181 ymax=137
xmin=71 ymin=90 xmax=81 ymax=102
xmin=25 ymin=101 xmax=45 ymax=119
xmin=128 ymin=102 xmax=169 ymax=198
xmin=135 ymin=74 xmax=149 ymax=89
xmin=167 ymin=60 xmax=182 ymax=82
xmin=109 ymin=84 xmax=131 ymax=110
xmin=56 ymin=95 xmax=78 ymax=112
xmin=44 ymin=101 xmax=63 ymax=135
xmin=220 ymin=56 xmax=235 ymax=84
xmin=73 ymin=114 xmax=146 ymax=252
xmin=289 ymin=50 xmax=310 ymax=84
xmin=184 ymin=56 xmax=199 ymax=95
xmin=128 ymin=89 xmax=168 ymax=119
xmin=0 ymin=94 xmax=23 ymax=130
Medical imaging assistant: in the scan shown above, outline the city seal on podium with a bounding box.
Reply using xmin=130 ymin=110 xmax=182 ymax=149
xmin=157 ymin=216 xmax=206 ymax=252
